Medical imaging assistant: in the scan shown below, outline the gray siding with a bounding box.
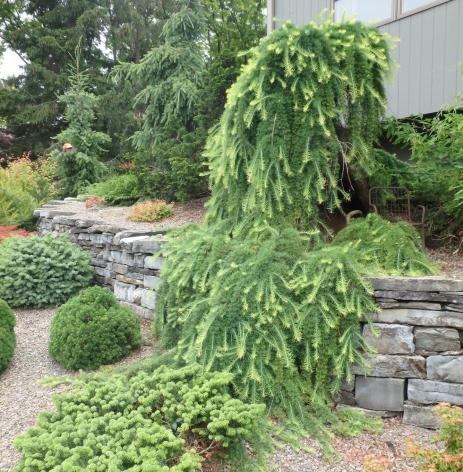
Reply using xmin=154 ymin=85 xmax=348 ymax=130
xmin=269 ymin=0 xmax=463 ymax=118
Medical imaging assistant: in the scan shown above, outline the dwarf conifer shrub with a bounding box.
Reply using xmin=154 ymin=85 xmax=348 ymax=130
xmin=0 ymin=235 xmax=93 ymax=308
xmin=155 ymin=225 xmax=377 ymax=417
xmin=14 ymin=364 xmax=267 ymax=472
xmin=334 ymin=214 xmax=436 ymax=275
xmin=49 ymin=287 xmax=142 ymax=370
xmin=0 ymin=299 xmax=15 ymax=373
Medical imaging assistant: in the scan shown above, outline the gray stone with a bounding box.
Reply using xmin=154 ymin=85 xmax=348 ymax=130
xmin=427 ymin=356 xmax=463 ymax=383
xmin=415 ymin=328 xmax=461 ymax=353
xmin=408 ymin=379 xmax=463 ymax=405
xmin=334 ymin=390 xmax=356 ymax=406
xmin=363 ymin=323 xmax=414 ymax=354
xmin=120 ymin=236 xmax=150 ymax=250
xmin=131 ymin=288 xmax=145 ymax=305
xmin=121 ymin=251 xmax=135 ymax=266
xmin=113 ymin=281 xmax=135 ymax=303
xmin=444 ymin=304 xmax=463 ymax=312
xmin=113 ymin=263 xmax=128 ymax=275
xmin=144 ymin=275 xmax=161 ymax=289
xmin=378 ymin=301 xmax=442 ymax=310
xmin=355 ymin=377 xmax=405 ymax=411
xmin=403 ymin=403 xmax=440 ymax=429
xmin=132 ymin=254 xmax=146 ymax=268
xmin=94 ymin=267 xmax=111 ymax=278
xmin=75 ymin=218 xmax=103 ymax=228
xmin=368 ymin=276 xmax=463 ymax=293
xmin=353 ymin=355 xmax=426 ymax=378
xmin=131 ymin=238 xmax=162 ymax=253
xmin=336 ymin=404 xmax=401 ymax=418
xmin=144 ymin=256 xmax=164 ymax=270
xmin=141 ymin=290 xmax=156 ymax=310
xmin=121 ymin=302 xmax=153 ymax=320
xmin=116 ymin=274 xmax=143 ymax=286
xmin=374 ymin=290 xmax=463 ymax=305
xmin=341 ymin=380 xmax=355 ymax=392
xmin=370 ymin=309 xmax=463 ymax=329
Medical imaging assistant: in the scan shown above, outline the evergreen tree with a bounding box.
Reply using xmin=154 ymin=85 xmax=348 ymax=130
xmin=0 ymin=0 xmax=107 ymax=154
xmin=115 ymin=0 xmax=207 ymax=201
xmin=52 ymin=54 xmax=110 ymax=197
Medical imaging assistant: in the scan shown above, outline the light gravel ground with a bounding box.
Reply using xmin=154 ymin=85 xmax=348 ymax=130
xmin=0 ymin=308 xmax=156 ymax=472
xmin=50 ymin=197 xmax=207 ymax=232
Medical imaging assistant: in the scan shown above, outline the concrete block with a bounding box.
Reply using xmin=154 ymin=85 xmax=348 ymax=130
xmin=143 ymin=275 xmax=161 ymax=289
xmin=355 ymin=377 xmax=405 ymax=411
xmin=368 ymin=277 xmax=463 ymax=293
xmin=144 ymin=256 xmax=164 ymax=270
xmin=141 ymin=290 xmax=156 ymax=310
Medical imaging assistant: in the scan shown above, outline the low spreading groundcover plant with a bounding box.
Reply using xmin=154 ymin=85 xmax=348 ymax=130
xmin=13 ymin=364 xmax=269 ymax=472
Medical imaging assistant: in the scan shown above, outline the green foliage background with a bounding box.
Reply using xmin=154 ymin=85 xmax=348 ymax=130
xmin=49 ymin=287 xmax=142 ymax=370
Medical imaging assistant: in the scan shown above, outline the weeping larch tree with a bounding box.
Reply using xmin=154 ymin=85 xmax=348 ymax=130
xmin=154 ymin=20 xmax=392 ymax=422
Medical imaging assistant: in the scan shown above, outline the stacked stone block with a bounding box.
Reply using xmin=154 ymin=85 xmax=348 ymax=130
xmin=35 ymin=200 xmax=165 ymax=319
xmin=336 ymin=276 xmax=463 ymax=428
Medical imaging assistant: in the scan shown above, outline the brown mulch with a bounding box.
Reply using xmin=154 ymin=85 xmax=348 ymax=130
xmin=427 ymin=248 xmax=463 ymax=279
xmin=48 ymin=197 xmax=208 ymax=233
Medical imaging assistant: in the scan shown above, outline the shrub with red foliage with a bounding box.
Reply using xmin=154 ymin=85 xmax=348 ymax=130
xmin=85 ymin=196 xmax=106 ymax=209
xmin=0 ymin=225 xmax=32 ymax=243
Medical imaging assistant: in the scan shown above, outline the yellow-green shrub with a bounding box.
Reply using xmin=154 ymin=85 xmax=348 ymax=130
xmin=128 ymin=199 xmax=173 ymax=222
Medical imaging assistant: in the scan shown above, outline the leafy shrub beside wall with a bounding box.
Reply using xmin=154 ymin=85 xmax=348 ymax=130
xmin=334 ymin=214 xmax=436 ymax=276
xmin=84 ymin=174 xmax=141 ymax=205
xmin=0 ymin=235 xmax=93 ymax=307
xmin=14 ymin=364 xmax=267 ymax=472
xmin=49 ymin=287 xmax=142 ymax=370
xmin=0 ymin=299 xmax=16 ymax=373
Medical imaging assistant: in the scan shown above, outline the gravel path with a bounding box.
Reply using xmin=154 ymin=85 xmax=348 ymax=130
xmin=0 ymin=309 xmax=157 ymax=472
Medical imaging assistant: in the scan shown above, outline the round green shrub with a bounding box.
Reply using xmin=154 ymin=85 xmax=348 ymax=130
xmin=0 ymin=298 xmax=15 ymax=373
xmin=0 ymin=235 xmax=93 ymax=307
xmin=49 ymin=286 xmax=142 ymax=370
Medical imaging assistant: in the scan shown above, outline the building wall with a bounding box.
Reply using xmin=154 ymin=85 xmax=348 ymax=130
xmin=269 ymin=0 xmax=463 ymax=118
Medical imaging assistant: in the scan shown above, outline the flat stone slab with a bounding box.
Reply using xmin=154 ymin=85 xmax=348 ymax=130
xmin=427 ymin=356 xmax=463 ymax=383
xmin=353 ymin=355 xmax=426 ymax=378
xmin=408 ymin=379 xmax=463 ymax=405
xmin=355 ymin=377 xmax=405 ymax=411
xmin=336 ymin=404 xmax=400 ymax=418
xmin=363 ymin=323 xmax=414 ymax=354
xmin=368 ymin=277 xmax=463 ymax=292
xmin=403 ymin=403 xmax=440 ymax=429
xmin=370 ymin=309 xmax=463 ymax=329
xmin=375 ymin=290 xmax=463 ymax=304
xmin=415 ymin=328 xmax=461 ymax=354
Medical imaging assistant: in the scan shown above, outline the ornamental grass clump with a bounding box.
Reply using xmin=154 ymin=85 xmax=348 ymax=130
xmin=334 ymin=214 xmax=436 ymax=275
xmin=0 ymin=235 xmax=93 ymax=308
xmin=14 ymin=364 xmax=268 ymax=472
xmin=49 ymin=287 xmax=142 ymax=370
xmin=0 ymin=299 xmax=15 ymax=373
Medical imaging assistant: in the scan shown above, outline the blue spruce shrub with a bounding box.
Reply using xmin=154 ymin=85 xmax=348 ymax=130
xmin=0 ymin=299 xmax=15 ymax=373
xmin=49 ymin=286 xmax=142 ymax=370
xmin=0 ymin=235 xmax=93 ymax=307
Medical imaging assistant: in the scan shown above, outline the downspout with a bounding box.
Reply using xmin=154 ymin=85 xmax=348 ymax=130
xmin=267 ymin=0 xmax=275 ymax=34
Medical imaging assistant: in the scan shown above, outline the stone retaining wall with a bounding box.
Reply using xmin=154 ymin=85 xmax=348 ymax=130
xmin=35 ymin=202 xmax=463 ymax=428
xmin=337 ymin=276 xmax=463 ymax=429
xmin=35 ymin=199 xmax=165 ymax=319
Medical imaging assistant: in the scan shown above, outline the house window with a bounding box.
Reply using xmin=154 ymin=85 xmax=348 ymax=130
xmin=334 ymin=0 xmax=393 ymax=23
xmin=401 ymin=0 xmax=435 ymax=13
